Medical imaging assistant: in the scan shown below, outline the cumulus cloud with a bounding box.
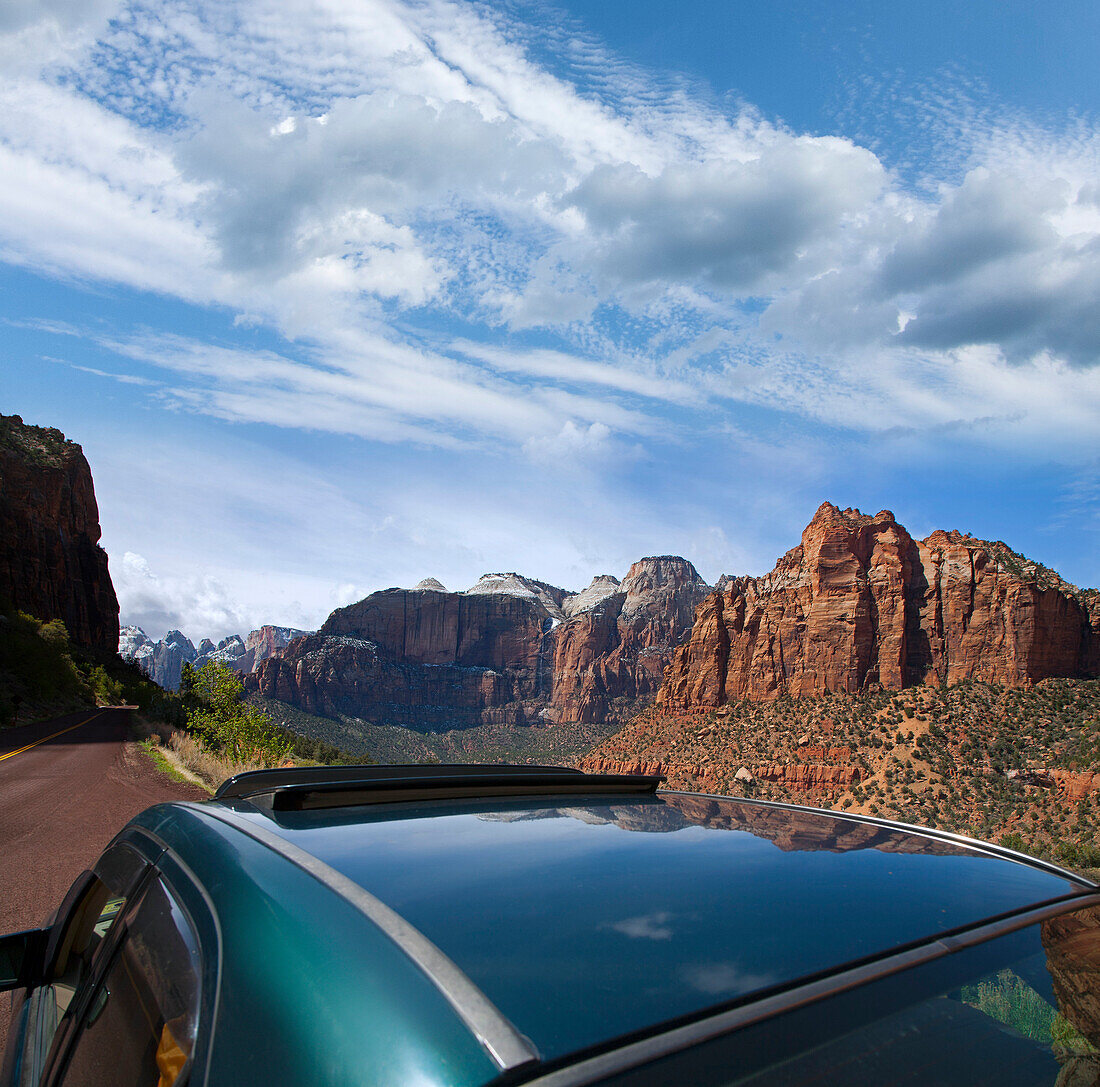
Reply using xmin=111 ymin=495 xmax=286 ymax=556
xmin=114 ymin=551 xmax=252 ymax=643
xmin=566 ymin=137 xmax=886 ymax=292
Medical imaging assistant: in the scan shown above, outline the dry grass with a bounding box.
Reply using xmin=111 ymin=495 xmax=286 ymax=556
xmin=133 ymin=715 xmax=263 ymax=790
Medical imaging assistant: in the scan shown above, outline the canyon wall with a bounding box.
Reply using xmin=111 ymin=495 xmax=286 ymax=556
xmin=659 ymin=503 xmax=1097 ymax=710
xmin=245 ymin=559 xmax=710 ymax=731
xmin=0 ymin=414 xmax=118 ymax=649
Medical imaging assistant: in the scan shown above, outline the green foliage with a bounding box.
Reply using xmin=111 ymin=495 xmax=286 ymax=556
xmin=1052 ymin=838 xmax=1100 ymax=870
xmin=0 ymin=599 xmax=182 ymax=727
xmin=1052 ymin=1013 xmax=1097 ymax=1053
xmin=961 ymin=971 xmax=1056 ymax=1043
xmin=278 ymin=728 xmax=359 ymax=766
xmin=0 ymin=610 xmax=86 ymax=720
xmin=186 ymin=662 xmax=292 ymax=765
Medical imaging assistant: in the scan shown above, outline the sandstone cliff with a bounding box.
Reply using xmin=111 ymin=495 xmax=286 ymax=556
xmin=236 ymin=625 xmax=308 ymax=673
xmin=245 ymin=557 xmax=709 ymax=732
xmin=659 ymin=503 xmax=1097 ymax=709
xmin=247 ymin=587 xmax=550 ymax=730
xmin=0 ymin=414 xmax=118 ymax=649
xmin=550 ymin=557 xmax=711 ymax=723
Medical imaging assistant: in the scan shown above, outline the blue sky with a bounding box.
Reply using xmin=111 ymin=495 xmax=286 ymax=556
xmin=2 ymin=0 xmax=1098 ymax=641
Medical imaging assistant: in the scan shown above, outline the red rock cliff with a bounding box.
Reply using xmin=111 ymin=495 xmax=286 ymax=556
xmin=550 ymin=557 xmax=711 ymax=723
xmin=659 ymin=503 xmax=1097 ymax=708
xmin=246 ymin=587 xmax=553 ymax=730
xmin=245 ymin=558 xmax=709 ymax=731
xmin=0 ymin=414 xmax=119 ymax=649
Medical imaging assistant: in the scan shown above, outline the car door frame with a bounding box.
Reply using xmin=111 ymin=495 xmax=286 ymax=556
xmin=36 ymin=826 xmax=221 ymax=1087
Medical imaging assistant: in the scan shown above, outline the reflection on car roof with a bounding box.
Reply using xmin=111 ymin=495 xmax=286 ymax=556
xmin=221 ymin=791 xmax=1085 ymax=1062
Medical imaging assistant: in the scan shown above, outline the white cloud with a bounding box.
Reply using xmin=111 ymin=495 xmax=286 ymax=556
xmin=566 ymin=136 xmax=887 ymax=293
xmin=2 ymin=0 xmax=1099 ymax=551
xmin=609 ymin=911 xmax=674 ymax=940
xmin=114 ymin=550 xmax=253 ymax=643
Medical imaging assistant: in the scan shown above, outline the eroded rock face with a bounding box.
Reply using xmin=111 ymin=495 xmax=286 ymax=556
xmin=196 ymin=634 xmax=247 ymax=670
xmin=551 ymin=557 xmax=712 ymax=723
xmin=151 ymin=630 xmax=197 ymax=691
xmin=660 ymin=503 xmax=1097 ymax=708
xmin=119 ymin=625 xmax=153 ymax=666
xmin=247 ymin=632 xmax=531 ymax=729
xmin=121 ymin=624 xmax=309 ymax=689
xmin=0 ymin=415 xmax=119 ymax=649
xmin=248 ymin=588 xmax=552 ymax=730
xmin=237 ymin=625 xmax=308 ymax=672
xmin=245 ymin=558 xmax=710 ymax=731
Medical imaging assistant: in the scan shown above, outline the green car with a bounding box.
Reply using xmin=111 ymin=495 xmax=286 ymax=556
xmin=2 ymin=764 xmax=1099 ymax=1086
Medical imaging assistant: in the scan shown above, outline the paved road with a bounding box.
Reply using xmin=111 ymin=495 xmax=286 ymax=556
xmin=0 ymin=707 xmax=206 ymax=1053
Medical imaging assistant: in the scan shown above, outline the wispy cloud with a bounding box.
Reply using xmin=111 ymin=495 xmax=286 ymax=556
xmin=4 ymin=0 xmax=1100 ymax=627
xmin=3 ymin=0 xmax=1099 ymax=462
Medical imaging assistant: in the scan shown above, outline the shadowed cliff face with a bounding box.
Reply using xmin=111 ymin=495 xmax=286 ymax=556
xmin=245 ymin=558 xmax=710 ymax=732
xmin=659 ymin=503 xmax=1098 ymax=709
xmin=0 ymin=414 xmax=118 ymax=649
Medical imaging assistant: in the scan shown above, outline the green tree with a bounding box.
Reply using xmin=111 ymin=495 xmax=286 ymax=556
xmin=186 ymin=661 xmax=291 ymax=765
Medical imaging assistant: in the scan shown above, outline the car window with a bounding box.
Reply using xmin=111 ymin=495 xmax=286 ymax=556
xmin=595 ymin=902 xmax=1100 ymax=1087
xmin=36 ymin=846 xmax=147 ymax=1070
xmin=54 ymin=875 xmax=202 ymax=1087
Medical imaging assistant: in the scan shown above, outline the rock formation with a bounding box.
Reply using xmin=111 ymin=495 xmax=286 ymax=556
xmin=151 ymin=630 xmax=197 ymax=691
xmin=236 ymin=625 xmax=308 ymax=672
xmin=659 ymin=503 xmax=1097 ymax=710
xmin=120 ymin=624 xmax=309 ymax=690
xmin=0 ymin=414 xmax=119 ymax=649
xmin=551 ymin=558 xmax=712 ymax=723
xmin=245 ymin=557 xmax=710 ymax=732
xmin=119 ymin=625 xmax=154 ymax=671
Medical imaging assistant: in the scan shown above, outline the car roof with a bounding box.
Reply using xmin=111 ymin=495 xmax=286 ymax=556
xmin=138 ymin=766 xmax=1095 ymax=1074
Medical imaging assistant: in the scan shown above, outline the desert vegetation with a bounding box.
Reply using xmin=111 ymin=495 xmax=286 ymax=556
xmin=251 ymin=693 xmax=620 ymax=766
xmin=587 ymin=678 xmax=1100 ymax=870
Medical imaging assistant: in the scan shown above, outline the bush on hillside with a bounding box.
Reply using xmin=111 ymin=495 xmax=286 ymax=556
xmin=184 ymin=661 xmax=292 ymax=766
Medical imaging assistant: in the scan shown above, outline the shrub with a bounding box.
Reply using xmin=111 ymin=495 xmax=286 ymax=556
xmin=186 ymin=662 xmax=291 ymax=766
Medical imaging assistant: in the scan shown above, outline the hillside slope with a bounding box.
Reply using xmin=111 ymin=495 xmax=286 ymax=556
xmin=585 ymin=678 xmax=1100 ymax=864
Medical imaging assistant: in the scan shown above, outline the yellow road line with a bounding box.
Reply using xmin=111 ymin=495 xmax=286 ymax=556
xmin=0 ymin=711 xmax=104 ymax=763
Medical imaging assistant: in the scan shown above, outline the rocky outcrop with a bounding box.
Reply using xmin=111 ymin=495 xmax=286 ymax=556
xmin=550 ymin=558 xmax=712 ymax=723
xmin=562 ymin=575 xmax=621 ymax=618
xmin=0 ymin=414 xmax=119 ymax=649
xmin=119 ymin=625 xmax=154 ymax=671
xmin=120 ymin=624 xmax=310 ymax=689
xmin=120 ymin=626 xmax=196 ymax=690
xmin=151 ymin=630 xmax=197 ymax=691
xmin=659 ymin=503 xmax=1098 ymax=708
xmin=753 ymin=763 xmax=864 ymax=791
xmin=321 ymin=589 xmax=550 ymax=673
xmin=581 ymin=754 xmax=862 ymax=794
xmin=245 ymin=557 xmax=710 ymax=732
xmin=236 ymin=625 xmax=307 ymax=672
xmin=465 ymin=573 xmax=570 ymax=620
xmin=249 ymin=588 xmax=551 ymax=730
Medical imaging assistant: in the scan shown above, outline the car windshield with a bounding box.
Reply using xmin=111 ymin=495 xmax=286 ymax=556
xmin=593 ymin=901 xmax=1100 ymax=1087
